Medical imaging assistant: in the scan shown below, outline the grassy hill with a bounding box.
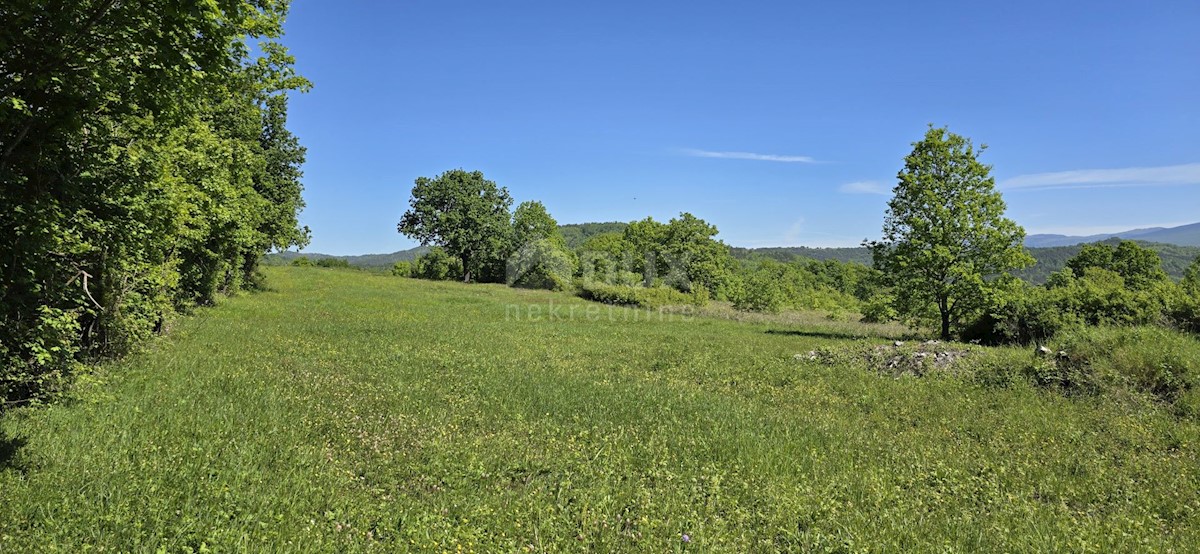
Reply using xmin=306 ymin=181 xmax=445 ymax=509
xmin=3 ymin=267 xmax=1198 ymax=550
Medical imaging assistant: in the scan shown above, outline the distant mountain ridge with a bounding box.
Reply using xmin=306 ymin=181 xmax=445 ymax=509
xmin=264 ymin=246 xmax=428 ymax=268
xmin=1025 ymin=222 xmax=1200 ymax=248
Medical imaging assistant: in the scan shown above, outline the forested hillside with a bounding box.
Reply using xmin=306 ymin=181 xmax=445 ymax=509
xmin=730 ymin=240 xmax=1200 ymax=283
xmin=560 ymin=222 xmax=630 ymax=249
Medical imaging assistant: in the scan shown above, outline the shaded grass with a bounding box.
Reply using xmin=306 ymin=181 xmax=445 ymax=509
xmin=1 ymin=267 xmax=1198 ymax=552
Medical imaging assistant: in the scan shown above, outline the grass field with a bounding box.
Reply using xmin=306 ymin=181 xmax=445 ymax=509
xmin=2 ymin=267 xmax=1198 ymax=552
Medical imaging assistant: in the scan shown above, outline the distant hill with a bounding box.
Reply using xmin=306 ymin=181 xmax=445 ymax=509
xmin=730 ymin=246 xmax=872 ymax=266
xmin=732 ymin=239 xmax=1200 ymax=284
xmin=1026 ymin=221 xmax=1200 ymax=248
xmin=270 ymin=221 xmax=1200 ymax=281
xmin=264 ymin=246 xmax=428 ymax=268
xmin=559 ymin=222 xmax=629 ymax=249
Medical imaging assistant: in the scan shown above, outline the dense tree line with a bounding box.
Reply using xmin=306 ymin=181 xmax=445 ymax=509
xmin=1 ymin=1 xmax=310 ymax=404
xmin=396 ymin=169 xmax=873 ymax=313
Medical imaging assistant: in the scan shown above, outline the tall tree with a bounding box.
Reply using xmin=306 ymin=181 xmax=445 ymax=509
xmin=398 ymin=169 xmax=513 ymax=283
xmin=511 ymin=201 xmax=564 ymax=249
xmin=1 ymin=0 xmax=310 ymax=403
xmin=867 ymin=126 xmax=1033 ymax=340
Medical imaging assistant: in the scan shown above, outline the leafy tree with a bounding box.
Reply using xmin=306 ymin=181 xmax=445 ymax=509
xmin=576 ymin=231 xmax=631 ymax=283
xmin=1 ymin=0 xmax=309 ymax=404
xmin=867 ymin=126 xmax=1033 ymax=340
xmin=397 ymin=170 xmax=513 ymax=283
xmin=507 ymin=201 xmax=574 ymax=290
xmin=1066 ymin=240 xmax=1168 ymax=290
xmin=619 ymin=213 xmax=734 ymax=294
xmin=512 ymin=201 xmax=564 ymax=249
xmin=1185 ymin=256 xmax=1200 ymax=296
xmin=507 ymin=239 xmax=576 ymax=291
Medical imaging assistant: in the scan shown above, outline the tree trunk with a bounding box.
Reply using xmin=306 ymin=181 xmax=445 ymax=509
xmin=939 ymin=299 xmax=951 ymax=341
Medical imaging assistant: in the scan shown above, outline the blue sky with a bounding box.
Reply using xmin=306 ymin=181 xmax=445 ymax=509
xmin=279 ymin=0 xmax=1200 ymax=255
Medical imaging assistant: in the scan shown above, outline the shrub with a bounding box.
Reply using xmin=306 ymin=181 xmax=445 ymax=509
xmin=730 ymin=273 xmax=786 ymax=313
xmin=391 ymin=261 xmax=413 ymax=277
xmin=414 ymin=247 xmax=463 ymax=281
xmin=1032 ymin=326 xmax=1200 ymax=402
xmin=576 ymin=282 xmax=693 ymax=309
xmin=507 ymin=239 xmax=576 ymax=291
xmin=315 ymin=258 xmax=351 ymax=269
xmin=291 ymin=257 xmax=315 ymax=267
xmin=860 ymin=293 xmax=898 ymax=323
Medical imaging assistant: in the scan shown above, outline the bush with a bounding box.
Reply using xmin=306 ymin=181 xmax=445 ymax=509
xmin=729 ymin=273 xmax=786 ymax=313
xmin=576 ymin=282 xmax=694 ymax=309
xmin=728 ymin=260 xmax=862 ymax=314
xmin=860 ymin=293 xmax=898 ymax=323
xmin=315 ymin=258 xmax=351 ymax=269
xmin=391 ymin=261 xmax=412 ymax=277
xmin=968 ymin=268 xmax=1177 ymax=345
xmin=1031 ymin=326 xmax=1200 ymax=402
xmin=291 ymin=257 xmax=315 ymax=267
xmin=507 ymin=239 xmax=576 ymax=291
xmin=414 ymin=248 xmax=463 ymax=281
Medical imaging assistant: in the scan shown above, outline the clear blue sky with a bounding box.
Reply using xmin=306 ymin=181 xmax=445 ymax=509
xmin=279 ymin=0 xmax=1200 ymax=255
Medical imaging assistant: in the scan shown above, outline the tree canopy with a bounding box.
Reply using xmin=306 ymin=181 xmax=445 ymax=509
xmin=398 ymin=169 xmax=514 ymax=283
xmin=1 ymin=0 xmax=310 ymax=404
xmin=868 ymin=126 xmax=1033 ymax=340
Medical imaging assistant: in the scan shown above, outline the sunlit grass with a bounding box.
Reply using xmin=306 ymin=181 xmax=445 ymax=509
xmin=2 ymin=267 xmax=1197 ymax=551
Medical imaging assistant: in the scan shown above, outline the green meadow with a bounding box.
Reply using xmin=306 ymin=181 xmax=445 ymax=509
xmin=2 ymin=267 xmax=1198 ymax=552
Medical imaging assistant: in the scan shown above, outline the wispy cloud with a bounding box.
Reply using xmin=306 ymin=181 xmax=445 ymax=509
xmin=783 ymin=218 xmax=806 ymax=243
xmin=838 ymin=180 xmax=890 ymax=195
xmin=679 ymin=148 xmax=818 ymax=163
xmin=1000 ymin=163 xmax=1200 ymax=191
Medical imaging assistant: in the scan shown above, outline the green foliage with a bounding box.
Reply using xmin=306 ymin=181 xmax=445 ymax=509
xmin=868 ymin=126 xmax=1034 ymax=339
xmin=291 ymin=256 xmax=315 ymax=267
xmin=728 ymin=260 xmax=861 ymax=314
xmin=861 ymin=293 xmax=899 ymax=323
xmin=969 ymin=267 xmax=1179 ymax=345
xmin=413 ymin=247 xmax=463 ymax=281
xmin=728 ymin=272 xmax=787 ymax=313
xmin=508 ymin=239 xmax=576 ymax=291
xmin=391 ymin=261 xmax=413 ymax=277
xmin=1183 ymin=256 xmax=1200 ymax=296
xmin=1066 ymin=240 xmax=1169 ymax=289
xmin=620 ymin=213 xmax=736 ymax=294
xmin=397 ymin=169 xmax=514 ymax=283
xmin=314 ymin=258 xmax=351 ymax=269
xmin=512 ymin=201 xmax=565 ymax=249
xmin=1029 ymin=326 xmax=1200 ymax=405
xmin=575 ymin=232 xmax=631 ymax=283
xmin=575 ymin=282 xmax=695 ymax=309
xmin=1 ymin=0 xmax=309 ymax=404
xmin=559 ymin=221 xmax=630 ymax=249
